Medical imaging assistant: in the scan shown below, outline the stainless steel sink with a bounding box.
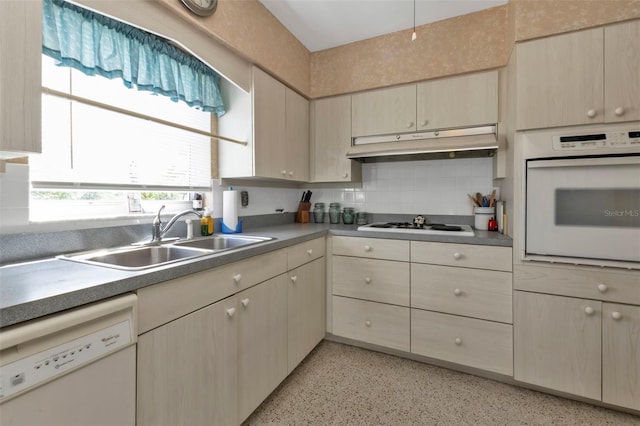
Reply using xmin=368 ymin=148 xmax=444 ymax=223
xmin=174 ymin=235 xmax=273 ymax=251
xmin=58 ymin=235 xmax=274 ymax=270
xmin=59 ymin=245 xmax=213 ymax=271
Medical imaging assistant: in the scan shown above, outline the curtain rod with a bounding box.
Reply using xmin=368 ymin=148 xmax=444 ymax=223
xmin=42 ymin=87 xmax=248 ymax=146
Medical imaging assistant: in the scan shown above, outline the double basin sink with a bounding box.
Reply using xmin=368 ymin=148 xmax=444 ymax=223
xmin=58 ymin=235 xmax=274 ymax=271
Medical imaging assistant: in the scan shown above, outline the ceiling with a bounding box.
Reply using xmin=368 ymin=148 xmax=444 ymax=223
xmin=259 ymin=0 xmax=508 ymax=52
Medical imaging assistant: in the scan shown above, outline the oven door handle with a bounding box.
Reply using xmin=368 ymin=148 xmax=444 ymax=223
xmin=528 ymin=155 xmax=640 ymax=169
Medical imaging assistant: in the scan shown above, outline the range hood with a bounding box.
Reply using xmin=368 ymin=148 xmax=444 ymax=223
xmin=346 ymin=125 xmax=499 ymax=162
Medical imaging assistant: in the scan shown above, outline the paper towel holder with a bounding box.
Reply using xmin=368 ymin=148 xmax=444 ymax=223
xmin=222 ymin=219 xmax=243 ymax=234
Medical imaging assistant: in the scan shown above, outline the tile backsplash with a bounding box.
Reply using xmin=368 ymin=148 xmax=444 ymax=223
xmin=215 ymin=157 xmax=495 ymax=218
xmin=0 ymin=157 xmax=495 ymax=233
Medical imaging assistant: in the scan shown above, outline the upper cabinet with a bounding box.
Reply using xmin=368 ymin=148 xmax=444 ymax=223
xmin=310 ymin=95 xmax=361 ymax=183
xmin=516 ymin=20 xmax=639 ymax=130
xmin=0 ymin=0 xmax=42 ymax=159
xmin=416 ymin=71 xmax=498 ymax=131
xmin=219 ymin=67 xmax=309 ymax=181
xmin=351 ymin=70 xmax=498 ymax=138
xmin=604 ymin=20 xmax=640 ymax=123
xmin=352 ymin=85 xmax=417 ymax=137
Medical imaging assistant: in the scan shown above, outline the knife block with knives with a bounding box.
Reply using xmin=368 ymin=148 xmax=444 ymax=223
xmin=296 ymin=191 xmax=312 ymax=223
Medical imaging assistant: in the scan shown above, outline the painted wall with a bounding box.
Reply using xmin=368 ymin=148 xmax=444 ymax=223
xmin=160 ymin=0 xmax=640 ymax=98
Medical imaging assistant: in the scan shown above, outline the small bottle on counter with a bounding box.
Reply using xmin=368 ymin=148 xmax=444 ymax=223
xmin=201 ymin=209 xmax=213 ymax=236
xmin=329 ymin=202 xmax=341 ymax=224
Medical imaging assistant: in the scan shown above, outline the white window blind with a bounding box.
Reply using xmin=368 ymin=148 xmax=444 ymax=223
xmin=31 ymin=56 xmax=213 ymax=191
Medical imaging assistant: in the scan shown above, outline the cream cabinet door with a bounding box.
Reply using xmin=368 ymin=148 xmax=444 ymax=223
xmin=516 ymin=28 xmax=604 ymax=130
xmin=514 ymin=291 xmax=602 ymax=401
xmin=237 ymin=274 xmax=288 ymax=423
xmin=253 ymin=67 xmax=286 ymax=179
xmin=602 ymin=303 xmax=640 ymax=410
xmin=137 ymin=296 xmax=238 ymax=426
xmin=310 ymin=95 xmax=361 ymax=183
xmin=416 ymin=71 xmax=498 ymax=131
xmin=352 ymin=84 xmax=417 ymax=137
xmin=605 ymin=20 xmax=640 ymax=123
xmin=287 ymin=257 xmax=326 ymax=373
xmin=285 ymin=88 xmax=309 ymax=181
xmin=0 ymin=0 xmax=41 ymax=158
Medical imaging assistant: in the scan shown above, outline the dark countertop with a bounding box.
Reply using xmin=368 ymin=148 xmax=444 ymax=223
xmin=0 ymin=223 xmax=511 ymax=328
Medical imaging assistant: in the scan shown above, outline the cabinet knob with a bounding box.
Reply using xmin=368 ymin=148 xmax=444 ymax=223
xmin=291 ymin=275 xmax=298 ymax=283
xmin=406 ymin=122 xmax=414 ymax=128
xmin=587 ymin=109 xmax=597 ymax=118
xmin=614 ymin=107 xmax=625 ymax=117
xmin=597 ymin=284 xmax=608 ymax=293
xmin=241 ymin=298 xmax=250 ymax=307
xmin=233 ymin=273 xmax=242 ymax=283
xmin=453 ymin=252 xmax=462 ymax=260
xmin=611 ymin=311 xmax=622 ymax=321
xmin=226 ymin=307 xmax=236 ymax=317
xmin=306 ymin=249 xmax=313 ymax=256
xmin=453 ymin=288 xmax=462 ymax=296
xmin=454 ymin=337 xmax=462 ymax=346
xmin=365 ymin=320 xmax=372 ymax=327
xmin=585 ymin=306 xmax=595 ymax=316
xmin=364 ymin=245 xmax=372 ymax=252
xmin=420 ymin=120 xmax=428 ymax=127
xmin=364 ymin=277 xmax=372 ymax=284
xmin=288 ymin=170 xmax=294 ymax=177
xmin=343 ymin=173 xmax=349 ymax=179
xmin=281 ymin=169 xmax=287 ymax=175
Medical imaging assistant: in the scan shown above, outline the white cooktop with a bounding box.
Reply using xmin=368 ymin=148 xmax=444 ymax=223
xmin=357 ymin=223 xmax=475 ymax=237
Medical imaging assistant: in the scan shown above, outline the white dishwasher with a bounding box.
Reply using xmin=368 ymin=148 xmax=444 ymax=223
xmin=0 ymin=294 xmax=137 ymax=426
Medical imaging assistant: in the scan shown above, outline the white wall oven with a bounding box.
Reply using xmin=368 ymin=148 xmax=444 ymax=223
xmin=521 ymin=123 xmax=640 ymax=268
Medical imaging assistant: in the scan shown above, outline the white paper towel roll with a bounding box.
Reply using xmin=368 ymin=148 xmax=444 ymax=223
xmin=223 ymin=189 xmax=239 ymax=230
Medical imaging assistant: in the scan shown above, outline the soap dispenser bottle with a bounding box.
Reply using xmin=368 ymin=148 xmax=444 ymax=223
xmin=201 ymin=209 xmax=213 ymax=236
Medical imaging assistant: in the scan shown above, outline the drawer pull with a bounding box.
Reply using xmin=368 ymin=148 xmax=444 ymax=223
xmin=453 ymin=252 xmax=462 ymax=260
xmin=306 ymin=249 xmax=313 ymax=256
xmin=453 ymin=288 xmax=462 ymax=296
xmin=241 ymin=298 xmax=250 ymax=307
xmin=291 ymin=275 xmax=298 ymax=283
xmin=587 ymin=109 xmax=597 ymax=118
xmin=365 ymin=320 xmax=372 ymax=327
xmin=597 ymin=284 xmax=608 ymax=293
xmin=454 ymin=337 xmax=462 ymax=346
xmin=364 ymin=245 xmax=372 ymax=252
xmin=611 ymin=311 xmax=622 ymax=321
xmin=226 ymin=307 xmax=236 ymax=317
xmin=364 ymin=277 xmax=372 ymax=284
xmin=585 ymin=306 xmax=595 ymax=316
xmin=614 ymin=106 xmax=625 ymax=117
xmin=233 ymin=273 xmax=242 ymax=283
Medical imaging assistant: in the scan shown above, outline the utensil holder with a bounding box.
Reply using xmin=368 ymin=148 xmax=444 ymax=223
xmin=295 ymin=202 xmax=311 ymax=223
xmin=474 ymin=206 xmax=495 ymax=231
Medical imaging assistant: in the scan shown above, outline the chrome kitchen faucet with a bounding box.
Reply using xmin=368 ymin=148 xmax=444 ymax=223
xmin=152 ymin=205 xmax=203 ymax=242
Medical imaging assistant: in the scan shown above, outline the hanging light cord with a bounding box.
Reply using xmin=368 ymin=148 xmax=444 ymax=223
xmin=412 ymin=0 xmax=417 ymax=41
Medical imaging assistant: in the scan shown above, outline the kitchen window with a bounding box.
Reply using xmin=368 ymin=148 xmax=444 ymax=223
xmin=30 ymin=0 xmax=225 ymax=221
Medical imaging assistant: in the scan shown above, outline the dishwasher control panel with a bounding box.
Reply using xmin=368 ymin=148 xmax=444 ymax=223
xmin=0 ymin=319 xmax=132 ymax=401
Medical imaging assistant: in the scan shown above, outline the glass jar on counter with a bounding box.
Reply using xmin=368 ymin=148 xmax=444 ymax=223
xmin=313 ymin=202 xmax=326 ymax=223
xmin=342 ymin=207 xmax=355 ymax=224
xmin=329 ymin=202 xmax=341 ymax=224
xmin=356 ymin=211 xmax=368 ymax=225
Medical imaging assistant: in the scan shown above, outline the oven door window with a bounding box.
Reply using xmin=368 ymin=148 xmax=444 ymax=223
xmin=555 ymin=188 xmax=640 ymax=227
xmin=526 ymin=155 xmax=640 ymax=264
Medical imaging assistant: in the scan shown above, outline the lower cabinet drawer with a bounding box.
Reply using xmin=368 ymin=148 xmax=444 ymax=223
xmin=411 ymin=264 xmax=512 ymax=323
xmin=411 ymin=309 xmax=513 ymax=376
xmin=332 ymin=296 xmax=410 ymax=352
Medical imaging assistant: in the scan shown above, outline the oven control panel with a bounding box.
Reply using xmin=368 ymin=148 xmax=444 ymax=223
xmin=553 ymin=131 xmax=640 ymax=150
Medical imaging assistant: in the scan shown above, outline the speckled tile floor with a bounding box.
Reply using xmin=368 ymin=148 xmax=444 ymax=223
xmin=243 ymin=340 xmax=640 ymax=426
